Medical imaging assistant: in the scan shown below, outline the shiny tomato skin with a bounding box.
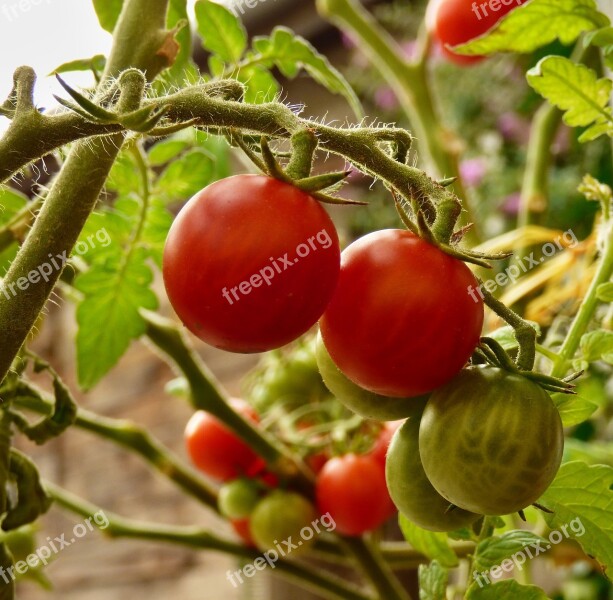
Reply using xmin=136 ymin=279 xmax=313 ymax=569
xmin=315 ymin=454 xmax=392 ymax=536
xmin=320 ymin=230 xmax=483 ymax=398
xmin=163 ymin=174 xmax=341 ymax=353
xmin=428 ymin=0 xmax=529 ymax=65
xmin=185 ymin=399 xmax=261 ymax=482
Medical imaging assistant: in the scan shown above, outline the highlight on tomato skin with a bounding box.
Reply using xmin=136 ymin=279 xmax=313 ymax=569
xmin=319 ymin=229 xmax=484 ymax=398
xmin=426 ymin=0 xmax=530 ymax=65
xmin=163 ymin=174 xmax=341 ymax=354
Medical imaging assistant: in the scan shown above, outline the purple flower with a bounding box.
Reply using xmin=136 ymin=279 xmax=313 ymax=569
xmin=374 ymin=86 xmax=399 ymax=111
xmin=400 ymin=41 xmax=417 ymax=61
xmin=501 ymin=192 xmax=521 ymax=216
xmin=460 ymin=158 xmax=487 ymax=187
xmin=497 ymin=113 xmax=530 ymax=144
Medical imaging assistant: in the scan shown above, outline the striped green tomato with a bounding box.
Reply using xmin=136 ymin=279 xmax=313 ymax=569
xmin=419 ymin=367 xmax=564 ymax=515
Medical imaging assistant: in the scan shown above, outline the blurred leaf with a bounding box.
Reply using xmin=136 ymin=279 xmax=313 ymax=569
xmin=50 ymin=55 xmax=106 ymax=77
xmin=155 ymin=149 xmax=214 ymax=201
xmin=540 ymin=461 xmax=613 ymax=577
xmin=455 ymin=0 xmax=608 ymax=56
xmin=472 ymin=531 xmax=547 ymax=573
xmin=148 ymin=139 xmax=189 ymax=166
xmin=527 ymin=57 xmax=613 ymax=140
xmin=75 ymin=247 xmax=157 ymax=389
xmin=0 ymin=187 xmax=28 ymax=225
xmin=195 ymin=0 xmax=247 ymax=64
xmin=580 ymin=329 xmax=613 ymax=362
xmin=553 ymin=394 xmax=598 ymax=427
xmin=398 ymin=514 xmax=458 ymax=568
xmin=418 ymin=561 xmax=447 ymax=600
xmin=466 ymin=580 xmax=550 ymax=599
xmin=92 ymin=0 xmax=124 ymax=33
xmin=106 ymin=152 xmax=140 ymax=195
xmin=142 ymin=198 xmax=174 ymax=267
xmin=596 ymin=282 xmax=613 ymax=302
xmin=251 ymin=27 xmax=363 ymax=118
xmin=564 ymin=439 xmax=613 ymax=467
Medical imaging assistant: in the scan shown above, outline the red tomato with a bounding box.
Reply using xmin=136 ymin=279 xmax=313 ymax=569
xmin=369 ymin=421 xmax=403 ymax=468
xmin=427 ymin=0 xmax=529 ymax=65
xmin=163 ymin=175 xmax=341 ymax=353
xmin=185 ymin=399 xmax=261 ymax=482
xmin=306 ymin=452 xmax=329 ymax=475
xmin=320 ymin=230 xmax=483 ymax=398
xmin=315 ymin=454 xmax=392 ymax=536
xmin=231 ymin=518 xmax=256 ymax=547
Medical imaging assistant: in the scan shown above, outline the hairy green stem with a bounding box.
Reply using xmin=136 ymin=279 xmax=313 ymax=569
xmin=12 ymin=384 xmax=218 ymax=510
xmin=0 ymin=0 xmax=173 ymax=384
xmin=46 ymin=483 xmax=373 ymax=600
xmin=344 ymin=537 xmax=412 ymax=600
xmin=550 ymin=222 xmax=613 ymax=378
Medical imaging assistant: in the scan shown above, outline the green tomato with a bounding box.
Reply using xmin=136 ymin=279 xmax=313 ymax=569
xmin=249 ymin=491 xmax=317 ymax=555
xmin=419 ymin=367 xmax=564 ymax=515
xmin=218 ymin=479 xmax=262 ymax=520
xmin=386 ymin=413 xmax=481 ymax=532
xmin=316 ymin=331 xmax=426 ymax=421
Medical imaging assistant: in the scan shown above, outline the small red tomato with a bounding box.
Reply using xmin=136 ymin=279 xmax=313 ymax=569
xmin=231 ymin=518 xmax=256 ymax=547
xmin=369 ymin=421 xmax=403 ymax=469
xmin=185 ymin=399 xmax=261 ymax=482
xmin=163 ymin=175 xmax=341 ymax=353
xmin=316 ymin=454 xmax=392 ymax=536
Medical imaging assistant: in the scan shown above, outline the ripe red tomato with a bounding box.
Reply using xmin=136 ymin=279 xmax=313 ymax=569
xmin=163 ymin=174 xmax=341 ymax=353
xmin=320 ymin=230 xmax=483 ymax=398
xmin=231 ymin=518 xmax=256 ymax=547
xmin=316 ymin=454 xmax=392 ymax=536
xmin=369 ymin=421 xmax=403 ymax=468
xmin=185 ymin=399 xmax=261 ymax=482
xmin=427 ymin=0 xmax=529 ymax=65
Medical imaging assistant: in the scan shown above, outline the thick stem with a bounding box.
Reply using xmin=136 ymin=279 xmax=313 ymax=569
xmin=0 ymin=0 xmax=172 ymax=383
xmin=549 ymin=221 xmax=613 ymax=378
xmin=46 ymin=483 xmax=373 ymax=600
xmin=344 ymin=537 xmax=412 ymax=600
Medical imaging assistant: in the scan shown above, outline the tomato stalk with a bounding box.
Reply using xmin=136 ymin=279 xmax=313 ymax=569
xmin=44 ymin=482 xmax=375 ymax=600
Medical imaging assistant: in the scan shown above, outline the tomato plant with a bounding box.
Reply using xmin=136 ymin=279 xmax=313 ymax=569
xmin=163 ymin=174 xmax=341 ymax=353
xmin=320 ymin=230 xmax=484 ymax=397
xmin=419 ymin=367 xmax=565 ymax=515
xmin=184 ymin=399 xmax=261 ymax=482
xmin=218 ymin=478 xmax=262 ymax=519
xmin=316 ymin=453 xmax=392 ymax=536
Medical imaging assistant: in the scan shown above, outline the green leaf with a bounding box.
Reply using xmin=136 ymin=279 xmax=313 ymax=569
xmin=564 ymin=439 xmax=613 ymax=467
xmin=579 ymin=329 xmax=613 ymax=362
xmin=148 ymin=139 xmax=190 ymax=166
xmin=0 ymin=187 xmax=27 ymax=224
xmin=539 ymin=461 xmax=613 ymax=576
xmin=596 ymin=282 xmax=613 ymax=302
xmin=552 ymin=393 xmax=598 ymax=427
xmin=455 ymin=0 xmax=609 ymax=56
xmin=473 ymin=531 xmax=547 ymax=573
xmin=466 ymin=580 xmax=550 ymax=599
xmin=162 ymin=0 xmax=194 ymax=87
xmin=398 ymin=514 xmax=459 ymax=568
xmin=50 ymin=55 xmax=106 ymax=77
xmin=92 ymin=0 xmax=124 ymax=33
xmin=155 ymin=149 xmax=214 ymax=202
xmin=106 ymin=152 xmax=140 ymax=195
xmin=418 ymin=561 xmax=447 ymax=600
xmin=75 ymin=247 xmax=158 ymax=389
xmin=195 ymin=0 xmax=247 ymax=64
xmin=527 ymin=57 xmax=613 ymax=137
xmin=142 ymin=199 xmax=174 ymax=268
xmin=238 ymin=66 xmax=280 ymax=104
xmin=252 ymin=27 xmax=363 ymax=119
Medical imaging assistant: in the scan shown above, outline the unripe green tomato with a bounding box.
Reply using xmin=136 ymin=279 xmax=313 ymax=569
xmin=419 ymin=367 xmax=564 ymax=515
xmin=249 ymin=491 xmax=317 ymax=556
xmin=218 ymin=479 xmax=262 ymax=520
xmin=316 ymin=331 xmax=426 ymax=421
xmin=386 ymin=414 xmax=481 ymax=532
